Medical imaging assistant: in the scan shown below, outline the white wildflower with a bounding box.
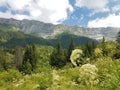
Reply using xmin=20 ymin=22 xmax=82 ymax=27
xmin=70 ymin=49 xmax=83 ymax=66
xmin=79 ymin=64 xmax=98 ymax=85
xmin=52 ymin=70 xmax=60 ymax=82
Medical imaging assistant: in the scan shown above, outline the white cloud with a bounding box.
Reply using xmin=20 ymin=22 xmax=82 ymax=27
xmin=112 ymin=4 xmax=120 ymax=13
xmin=88 ymin=14 xmax=120 ymax=28
xmin=0 ymin=11 xmax=30 ymax=20
xmin=75 ymin=0 xmax=109 ymax=15
xmin=0 ymin=0 xmax=73 ymax=24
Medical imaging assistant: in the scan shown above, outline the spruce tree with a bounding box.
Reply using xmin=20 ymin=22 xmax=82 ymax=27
xmin=31 ymin=44 xmax=37 ymax=71
xmin=113 ymin=31 xmax=120 ymax=59
xmin=102 ymin=36 xmax=105 ymax=43
xmin=50 ymin=41 xmax=66 ymax=68
xmin=57 ymin=41 xmax=62 ymax=55
xmin=22 ymin=59 xmax=32 ymax=74
xmin=101 ymin=37 xmax=109 ymax=56
xmin=68 ymin=39 xmax=75 ymax=62
xmin=116 ymin=31 xmax=120 ymax=43
xmin=22 ymin=44 xmax=37 ymax=73
xmin=84 ymin=41 xmax=95 ymax=58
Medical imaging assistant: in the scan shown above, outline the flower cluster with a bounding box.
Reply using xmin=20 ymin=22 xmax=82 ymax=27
xmin=70 ymin=49 xmax=83 ymax=66
xmin=79 ymin=64 xmax=98 ymax=85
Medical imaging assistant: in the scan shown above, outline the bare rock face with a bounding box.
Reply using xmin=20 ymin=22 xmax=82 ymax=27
xmin=0 ymin=18 xmax=119 ymax=41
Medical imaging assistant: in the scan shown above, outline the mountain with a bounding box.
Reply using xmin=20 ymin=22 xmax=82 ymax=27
xmin=0 ymin=25 xmax=97 ymax=48
xmin=0 ymin=18 xmax=119 ymax=41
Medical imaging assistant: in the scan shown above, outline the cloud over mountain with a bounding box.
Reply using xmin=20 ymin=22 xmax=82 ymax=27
xmin=0 ymin=0 xmax=120 ymax=28
xmin=88 ymin=14 xmax=120 ymax=28
xmin=75 ymin=0 xmax=109 ymax=15
xmin=0 ymin=0 xmax=73 ymax=24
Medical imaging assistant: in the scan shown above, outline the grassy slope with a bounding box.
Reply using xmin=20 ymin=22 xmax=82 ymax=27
xmin=0 ymin=57 xmax=120 ymax=90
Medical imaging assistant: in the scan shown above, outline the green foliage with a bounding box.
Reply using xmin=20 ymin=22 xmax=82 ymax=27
xmin=116 ymin=31 xmax=120 ymax=43
xmin=94 ymin=48 xmax=103 ymax=58
xmin=0 ymin=29 xmax=120 ymax=90
xmin=22 ymin=44 xmax=38 ymax=73
xmin=0 ymin=69 xmax=22 ymax=89
xmin=35 ymin=45 xmax=54 ymax=72
xmin=0 ymin=24 xmax=19 ymax=32
xmin=83 ymin=41 xmax=96 ymax=58
xmin=96 ymin=57 xmax=120 ymax=90
xmin=38 ymin=75 xmax=53 ymax=90
xmin=67 ymin=39 xmax=75 ymax=62
xmin=113 ymin=31 xmax=120 ymax=59
xmin=0 ymin=27 xmax=26 ymax=43
xmin=50 ymin=41 xmax=67 ymax=68
xmin=0 ymin=29 xmax=98 ymax=49
xmin=97 ymin=41 xmax=116 ymax=57
xmin=0 ymin=50 xmax=14 ymax=71
xmin=22 ymin=60 xmax=32 ymax=74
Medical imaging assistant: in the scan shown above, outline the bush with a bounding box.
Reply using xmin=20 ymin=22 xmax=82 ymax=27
xmin=0 ymin=69 xmax=22 ymax=84
xmin=96 ymin=57 xmax=120 ymax=89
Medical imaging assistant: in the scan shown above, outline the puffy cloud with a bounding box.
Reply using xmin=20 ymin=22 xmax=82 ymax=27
xmin=88 ymin=14 xmax=120 ymax=28
xmin=0 ymin=11 xmax=30 ymax=20
xmin=0 ymin=0 xmax=73 ymax=24
xmin=75 ymin=0 xmax=109 ymax=15
xmin=112 ymin=4 xmax=120 ymax=13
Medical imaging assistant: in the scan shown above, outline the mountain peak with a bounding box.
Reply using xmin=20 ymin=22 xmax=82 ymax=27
xmin=0 ymin=18 xmax=119 ymax=41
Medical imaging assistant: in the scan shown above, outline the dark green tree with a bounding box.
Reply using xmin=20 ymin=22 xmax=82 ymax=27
xmin=31 ymin=44 xmax=37 ymax=71
xmin=0 ymin=50 xmax=14 ymax=71
xmin=56 ymin=41 xmax=62 ymax=54
xmin=113 ymin=31 xmax=120 ymax=59
xmin=22 ymin=59 xmax=32 ymax=74
xmin=116 ymin=31 xmax=120 ymax=43
xmin=102 ymin=36 xmax=105 ymax=43
xmin=67 ymin=39 xmax=75 ymax=62
xmin=50 ymin=41 xmax=66 ymax=68
xmin=83 ymin=42 xmax=95 ymax=57
xmin=22 ymin=44 xmax=38 ymax=73
xmin=101 ymin=36 xmax=108 ymax=56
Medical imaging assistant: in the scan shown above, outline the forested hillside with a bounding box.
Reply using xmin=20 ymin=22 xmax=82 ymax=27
xmin=0 ymin=30 xmax=120 ymax=90
xmin=0 ymin=24 xmax=98 ymax=48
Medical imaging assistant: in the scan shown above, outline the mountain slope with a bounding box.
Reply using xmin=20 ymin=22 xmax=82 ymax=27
xmin=0 ymin=18 xmax=119 ymax=41
xmin=0 ymin=25 xmax=98 ymax=48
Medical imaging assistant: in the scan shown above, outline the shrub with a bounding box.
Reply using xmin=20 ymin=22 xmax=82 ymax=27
xmin=0 ymin=69 xmax=22 ymax=83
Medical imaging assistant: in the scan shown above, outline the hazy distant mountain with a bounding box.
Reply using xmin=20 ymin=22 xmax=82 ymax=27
xmin=0 ymin=25 xmax=98 ymax=48
xmin=0 ymin=18 xmax=119 ymax=41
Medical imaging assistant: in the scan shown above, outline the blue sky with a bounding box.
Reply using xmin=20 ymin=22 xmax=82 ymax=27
xmin=0 ymin=0 xmax=120 ymax=28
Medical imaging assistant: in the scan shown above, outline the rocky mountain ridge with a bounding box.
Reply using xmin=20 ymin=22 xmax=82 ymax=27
xmin=0 ymin=18 xmax=119 ymax=41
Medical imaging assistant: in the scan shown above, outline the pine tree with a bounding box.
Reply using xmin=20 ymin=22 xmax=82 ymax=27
xmin=102 ymin=36 xmax=105 ymax=43
xmin=31 ymin=44 xmax=37 ymax=71
xmin=101 ymin=36 xmax=108 ymax=56
xmin=116 ymin=31 xmax=120 ymax=43
xmin=68 ymin=39 xmax=75 ymax=62
xmin=84 ymin=41 xmax=95 ymax=57
xmin=22 ymin=45 xmax=38 ymax=73
xmin=50 ymin=41 xmax=66 ymax=68
xmin=57 ymin=41 xmax=62 ymax=55
xmin=22 ymin=59 xmax=32 ymax=74
xmin=113 ymin=31 xmax=120 ymax=59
